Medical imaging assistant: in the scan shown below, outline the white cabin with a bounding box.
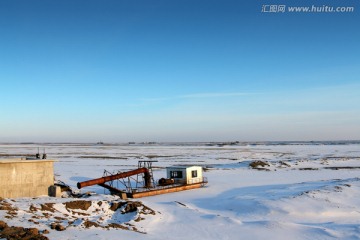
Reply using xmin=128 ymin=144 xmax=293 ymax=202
xmin=166 ymin=166 xmax=203 ymax=185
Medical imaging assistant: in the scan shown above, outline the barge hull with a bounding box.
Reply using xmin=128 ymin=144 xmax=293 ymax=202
xmin=131 ymin=182 xmax=205 ymax=198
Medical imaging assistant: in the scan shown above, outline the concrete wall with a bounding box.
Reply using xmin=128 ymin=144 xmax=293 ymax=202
xmin=0 ymin=159 xmax=55 ymax=198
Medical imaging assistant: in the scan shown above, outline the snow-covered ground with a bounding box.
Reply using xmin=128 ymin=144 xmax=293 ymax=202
xmin=1 ymin=142 xmax=360 ymax=239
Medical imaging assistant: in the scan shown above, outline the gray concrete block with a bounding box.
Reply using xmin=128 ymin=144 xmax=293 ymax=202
xmin=48 ymin=185 xmax=62 ymax=197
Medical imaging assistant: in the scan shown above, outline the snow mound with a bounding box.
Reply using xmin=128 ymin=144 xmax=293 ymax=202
xmin=0 ymin=197 xmax=156 ymax=235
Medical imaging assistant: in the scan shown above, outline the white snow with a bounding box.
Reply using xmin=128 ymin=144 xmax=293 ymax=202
xmin=1 ymin=142 xmax=360 ymax=239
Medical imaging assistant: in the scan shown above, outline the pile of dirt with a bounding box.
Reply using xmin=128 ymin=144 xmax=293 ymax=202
xmin=249 ymin=161 xmax=270 ymax=169
xmin=0 ymin=198 xmax=156 ymax=234
xmin=65 ymin=200 xmax=92 ymax=211
xmin=40 ymin=203 xmax=55 ymax=212
xmin=83 ymin=220 xmax=100 ymax=228
xmin=0 ymin=220 xmax=48 ymax=240
xmin=110 ymin=201 xmax=155 ymax=215
xmin=0 ymin=199 xmax=18 ymax=219
xmin=50 ymin=223 xmax=66 ymax=231
xmin=110 ymin=201 xmax=127 ymax=211
xmin=123 ymin=201 xmax=143 ymax=213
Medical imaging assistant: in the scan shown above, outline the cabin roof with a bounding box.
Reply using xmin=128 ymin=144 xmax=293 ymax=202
xmin=166 ymin=165 xmax=201 ymax=169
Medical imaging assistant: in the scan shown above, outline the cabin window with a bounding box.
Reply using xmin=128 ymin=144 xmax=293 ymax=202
xmin=170 ymin=171 xmax=183 ymax=178
xmin=191 ymin=170 xmax=198 ymax=178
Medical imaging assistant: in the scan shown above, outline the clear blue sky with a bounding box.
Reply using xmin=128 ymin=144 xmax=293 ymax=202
xmin=0 ymin=0 xmax=359 ymax=142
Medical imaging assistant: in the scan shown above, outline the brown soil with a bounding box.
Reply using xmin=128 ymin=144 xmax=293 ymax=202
xmin=106 ymin=223 xmax=128 ymax=230
xmin=0 ymin=220 xmax=48 ymax=240
xmin=71 ymin=210 xmax=90 ymax=216
xmin=0 ymin=199 xmax=155 ymax=234
xmin=29 ymin=204 xmax=39 ymax=212
xmin=50 ymin=223 xmax=66 ymax=231
xmin=65 ymin=200 xmax=92 ymax=211
xmin=110 ymin=201 xmax=127 ymax=211
xmin=83 ymin=221 xmax=100 ymax=228
xmin=135 ymin=217 xmax=145 ymax=222
xmin=249 ymin=161 xmax=270 ymax=168
xmin=0 ymin=200 xmax=19 ymax=218
xmin=0 ymin=201 xmax=18 ymax=212
xmin=40 ymin=203 xmax=55 ymax=213
xmin=140 ymin=205 xmax=156 ymax=215
xmin=122 ymin=202 xmax=143 ymax=213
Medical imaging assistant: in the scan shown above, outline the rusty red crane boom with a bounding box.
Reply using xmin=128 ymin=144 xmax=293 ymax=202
xmin=77 ymin=167 xmax=151 ymax=189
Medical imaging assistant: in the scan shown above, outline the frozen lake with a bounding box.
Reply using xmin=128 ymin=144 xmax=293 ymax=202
xmin=1 ymin=142 xmax=360 ymax=239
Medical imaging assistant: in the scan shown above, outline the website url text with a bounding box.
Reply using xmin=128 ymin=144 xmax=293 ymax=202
xmin=261 ymin=5 xmax=355 ymax=13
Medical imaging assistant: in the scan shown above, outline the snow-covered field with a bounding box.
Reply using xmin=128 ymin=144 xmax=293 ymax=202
xmin=1 ymin=142 xmax=360 ymax=240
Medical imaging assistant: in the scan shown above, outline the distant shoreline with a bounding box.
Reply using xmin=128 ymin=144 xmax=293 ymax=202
xmin=0 ymin=140 xmax=359 ymax=147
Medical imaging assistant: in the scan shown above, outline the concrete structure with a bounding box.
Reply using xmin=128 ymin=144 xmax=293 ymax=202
xmin=0 ymin=158 xmax=56 ymax=198
xmin=166 ymin=166 xmax=203 ymax=185
xmin=48 ymin=185 xmax=62 ymax=197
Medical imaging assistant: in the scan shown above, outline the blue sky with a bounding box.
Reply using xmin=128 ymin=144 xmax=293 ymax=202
xmin=0 ymin=0 xmax=359 ymax=142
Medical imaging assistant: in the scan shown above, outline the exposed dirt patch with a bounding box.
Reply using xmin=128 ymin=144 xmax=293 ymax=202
xmin=40 ymin=203 xmax=55 ymax=212
xmin=0 ymin=200 xmax=17 ymax=212
xmin=122 ymin=201 xmax=142 ymax=213
xmin=83 ymin=220 xmax=100 ymax=228
xmin=135 ymin=216 xmax=145 ymax=222
xmin=71 ymin=210 xmax=90 ymax=216
xmin=110 ymin=201 xmax=127 ymax=211
xmin=50 ymin=223 xmax=66 ymax=231
xmin=107 ymin=223 xmax=129 ymax=230
xmin=249 ymin=161 xmax=270 ymax=169
xmin=0 ymin=199 xmax=18 ymax=218
xmin=140 ymin=204 xmax=156 ymax=215
xmin=28 ymin=219 xmax=40 ymax=224
xmin=0 ymin=198 xmax=156 ymax=234
xmin=65 ymin=200 xmax=92 ymax=211
xmin=29 ymin=204 xmax=39 ymax=212
xmin=0 ymin=220 xmax=48 ymax=240
xmin=0 ymin=221 xmax=7 ymax=229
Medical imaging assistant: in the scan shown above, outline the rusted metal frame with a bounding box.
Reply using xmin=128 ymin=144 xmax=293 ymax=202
xmin=126 ymin=174 xmax=145 ymax=191
xmin=117 ymin=176 xmax=131 ymax=192
xmin=118 ymin=174 xmax=139 ymax=192
xmin=127 ymin=176 xmax=132 ymax=192
xmin=98 ymin=183 xmax=123 ymax=194
xmin=136 ymin=171 xmax=140 ymax=189
xmin=104 ymin=169 xmax=117 ymax=194
xmin=77 ymin=167 xmax=149 ymax=189
xmin=138 ymin=161 xmax=157 ymax=188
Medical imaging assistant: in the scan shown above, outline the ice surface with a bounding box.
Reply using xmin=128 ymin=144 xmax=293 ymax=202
xmin=1 ymin=142 xmax=360 ymax=239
